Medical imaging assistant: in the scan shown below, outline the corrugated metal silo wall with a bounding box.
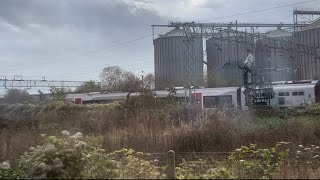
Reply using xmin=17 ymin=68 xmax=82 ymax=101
xmin=255 ymin=39 xmax=271 ymax=83
xmin=256 ymin=37 xmax=294 ymax=82
xmin=294 ymin=28 xmax=320 ymax=81
xmin=154 ymin=36 xmax=203 ymax=90
xmin=206 ymin=34 xmax=254 ymax=88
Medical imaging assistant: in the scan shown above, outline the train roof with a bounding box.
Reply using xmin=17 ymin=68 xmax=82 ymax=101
xmin=66 ymin=92 xmax=140 ymax=101
xmin=66 ymin=80 xmax=319 ymax=102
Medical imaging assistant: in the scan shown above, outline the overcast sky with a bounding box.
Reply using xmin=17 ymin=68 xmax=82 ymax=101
xmin=1 ymin=0 xmax=320 ymax=88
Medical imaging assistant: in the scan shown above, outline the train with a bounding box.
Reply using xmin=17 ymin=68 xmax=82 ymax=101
xmin=66 ymin=80 xmax=320 ymax=110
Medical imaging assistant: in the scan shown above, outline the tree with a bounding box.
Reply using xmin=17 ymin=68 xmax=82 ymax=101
xmin=144 ymin=73 xmax=155 ymax=90
xmin=50 ymin=87 xmax=68 ymax=101
xmin=99 ymin=66 xmax=141 ymax=92
xmin=3 ymin=89 xmax=33 ymax=104
xmin=75 ymin=81 xmax=102 ymax=93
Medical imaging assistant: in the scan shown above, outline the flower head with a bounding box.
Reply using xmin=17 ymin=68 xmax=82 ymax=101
xmin=44 ymin=143 xmax=57 ymax=153
xmin=297 ymin=151 xmax=302 ymax=155
xmin=61 ymin=130 xmax=70 ymax=137
xmin=73 ymin=132 xmax=83 ymax=140
xmin=39 ymin=162 xmax=47 ymax=171
xmin=75 ymin=141 xmax=87 ymax=148
xmin=0 ymin=161 xmax=10 ymax=170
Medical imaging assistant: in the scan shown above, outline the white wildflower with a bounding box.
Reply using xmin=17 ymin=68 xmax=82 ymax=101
xmin=73 ymin=132 xmax=83 ymax=140
xmin=53 ymin=157 xmax=63 ymax=168
xmin=61 ymin=130 xmax=70 ymax=137
xmin=74 ymin=132 xmax=83 ymax=140
xmin=299 ymin=145 xmax=303 ymax=148
xmin=313 ymin=155 xmax=319 ymax=159
xmin=39 ymin=162 xmax=47 ymax=171
xmin=44 ymin=143 xmax=57 ymax=153
xmin=74 ymin=141 xmax=87 ymax=148
xmin=297 ymin=151 xmax=302 ymax=155
xmin=68 ymin=135 xmax=76 ymax=143
xmin=304 ymin=148 xmax=311 ymax=151
xmin=239 ymin=160 xmax=245 ymax=163
xmin=0 ymin=161 xmax=10 ymax=170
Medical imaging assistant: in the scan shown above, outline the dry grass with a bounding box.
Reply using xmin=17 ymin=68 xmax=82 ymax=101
xmin=0 ymin=101 xmax=320 ymax=160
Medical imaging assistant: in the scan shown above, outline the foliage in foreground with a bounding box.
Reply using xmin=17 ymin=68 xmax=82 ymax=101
xmin=0 ymin=131 xmax=165 ymax=179
xmin=0 ymin=131 xmax=117 ymax=179
xmin=2 ymin=131 xmax=320 ymax=179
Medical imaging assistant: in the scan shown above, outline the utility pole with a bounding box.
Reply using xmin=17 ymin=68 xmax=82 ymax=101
xmin=141 ymin=70 xmax=144 ymax=96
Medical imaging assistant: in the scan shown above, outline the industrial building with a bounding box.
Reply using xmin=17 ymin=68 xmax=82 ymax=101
xmin=152 ymin=9 xmax=320 ymax=91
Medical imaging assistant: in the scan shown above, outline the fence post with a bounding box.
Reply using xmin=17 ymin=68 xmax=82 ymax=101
xmin=167 ymin=150 xmax=176 ymax=179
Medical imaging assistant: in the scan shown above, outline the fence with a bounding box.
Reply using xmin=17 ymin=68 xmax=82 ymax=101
xmin=3 ymin=150 xmax=320 ymax=179
xmin=111 ymin=150 xmax=320 ymax=179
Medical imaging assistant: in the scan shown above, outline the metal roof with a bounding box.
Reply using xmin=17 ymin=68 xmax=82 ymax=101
xmin=266 ymin=29 xmax=292 ymax=38
xmin=159 ymin=27 xmax=185 ymax=37
xmin=302 ymin=18 xmax=320 ymax=31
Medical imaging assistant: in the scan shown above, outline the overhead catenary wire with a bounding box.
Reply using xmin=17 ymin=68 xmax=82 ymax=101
xmin=198 ymin=0 xmax=320 ymax=22
xmin=5 ymin=34 xmax=153 ymax=72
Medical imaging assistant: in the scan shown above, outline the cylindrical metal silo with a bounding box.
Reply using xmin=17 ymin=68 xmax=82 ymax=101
xmin=264 ymin=28 xmax=293 ymax=82
xmin=206 ymin=31 xmax=254 ymax=88
xmin=255 ymin=38 xmax=272 ymax=83
xmin=154 ymin=28 xmax=203 ymax=90
xmin=294 ymin=20 xmax=320 ymax=81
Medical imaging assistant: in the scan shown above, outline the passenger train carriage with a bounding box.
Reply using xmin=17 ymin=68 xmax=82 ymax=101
xmin=66 ymin=80 xmax=320 ymax=110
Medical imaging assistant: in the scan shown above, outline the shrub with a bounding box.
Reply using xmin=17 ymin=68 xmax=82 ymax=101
xmin=109 ymin=149 xmax=164 ymax=179
xmin=228 ymin=142 xmax=290 ymax=179
xmin=10 ymin=131 xmax=117 ymax=179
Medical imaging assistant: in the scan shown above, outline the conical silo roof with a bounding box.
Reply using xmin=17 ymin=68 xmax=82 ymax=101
xmin=159 ymin=27 xmax=186 ymax=37
xmin=302 ymin=18 xmax=320 ymax=31
xmin=266 ymin=28 xmax=292 ymax=38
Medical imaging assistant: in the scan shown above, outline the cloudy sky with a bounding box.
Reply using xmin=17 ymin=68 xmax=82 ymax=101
xmin=1 ymin=0 xmax=320 ymax=88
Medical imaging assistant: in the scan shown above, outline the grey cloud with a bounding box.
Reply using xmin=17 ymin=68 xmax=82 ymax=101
xmin=0 ymin=0 xmax=165 ymax=33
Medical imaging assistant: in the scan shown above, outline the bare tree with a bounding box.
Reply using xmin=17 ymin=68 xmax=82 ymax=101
xmin=75 ymin=81 xmax=102 ymax=93
xmin=100 ymin=66 xmax=141 ymax=92
xmin=144 ymin=73 xmax=155 ymax=89
xmin=3 ymin=89 xmax=33 ymax=104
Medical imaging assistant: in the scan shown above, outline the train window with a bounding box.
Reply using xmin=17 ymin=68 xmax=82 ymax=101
xmin=279 ymin=92 xmax=289 ymax=97
xmin=203 ymin=95 xmax=232 ymax=108
xmin=278 ymin=97 xmax=285 ymax=105
xmin=298 ymin=92 xmax=304 ymax=96
xmin=292 ymin=92 xmax=298 ymax=96
xmin=203 ymin=96 xmax=216 ymax=108
xmin=309 ymin=94 xmax=312 ymax=98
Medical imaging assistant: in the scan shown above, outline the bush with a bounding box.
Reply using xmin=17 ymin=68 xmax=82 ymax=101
xmin=9 ymin=131 xmax=117 ymax=179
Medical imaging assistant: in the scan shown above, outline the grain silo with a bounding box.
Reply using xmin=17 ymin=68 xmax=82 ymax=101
xmin=256 ymin=28 xmax=293 ymax=82
xmin=206 ymin=31 xmax=255 ymax=88
xmin=294 ymin=19 xmax=320 ymax=81
xmin=154 ymin=27 xmax=203 ymax=90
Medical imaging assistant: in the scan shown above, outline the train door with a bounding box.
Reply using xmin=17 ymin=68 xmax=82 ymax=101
xmin=192 ymin=92 xmax=202 ymax=108
xmin=74 ymin=98 xmax=82 ymax=104
xmin=237 ymin=88 xmax=241 ymax=109
xmin=277 ymin=91 xmax=291 ymax=108
xmin=315 ymin=81 xmax=320 ymax=102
